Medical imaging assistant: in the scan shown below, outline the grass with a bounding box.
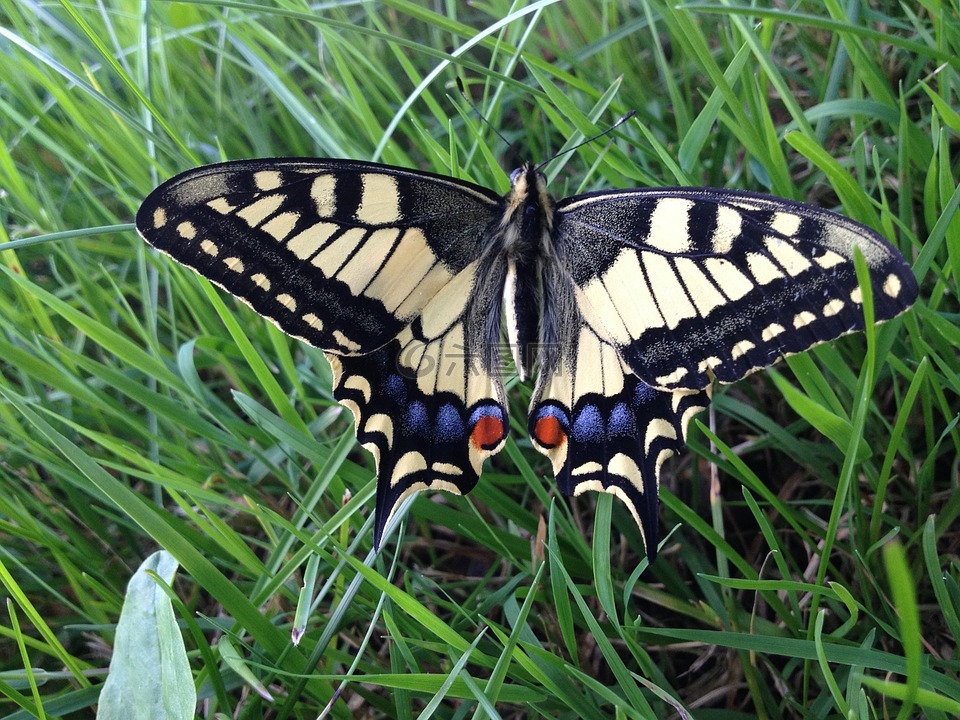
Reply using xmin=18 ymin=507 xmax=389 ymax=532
xmin=0 ymin=0 xmax=958 ymax=718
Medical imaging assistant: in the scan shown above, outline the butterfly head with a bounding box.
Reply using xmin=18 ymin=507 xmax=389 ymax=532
xmin=508 ymin=163 xmax=546 ymax=198
xmin=504 ymin=163 xmax=554 ymax=235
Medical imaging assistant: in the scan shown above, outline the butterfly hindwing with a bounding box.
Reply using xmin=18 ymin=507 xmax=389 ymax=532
xmin=554 ymin=188 xmax=917 ymax=391
xmin=136 ymin=159 xmax=502 ymax=355
xmin=529 ymin=312 xmax=709 ymax=560
xmin=328 ymin=260 xmax=510 ymax=545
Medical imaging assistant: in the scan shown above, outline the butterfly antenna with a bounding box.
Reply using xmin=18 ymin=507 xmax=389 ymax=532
xmin=456 ymin=77 xmax=512 ymax=148
xmin=535 ymin=110 xmax=636 ymax=171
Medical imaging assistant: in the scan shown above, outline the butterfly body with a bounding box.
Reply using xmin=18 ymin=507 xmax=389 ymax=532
xmin=137 ymin=155 xmax=916 ymax=559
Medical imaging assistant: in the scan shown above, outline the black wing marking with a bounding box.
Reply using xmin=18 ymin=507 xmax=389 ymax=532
xmin=554 ymin=188 xmax=917 ymax=390
xmin=136 ymin=159 xmax=501 ymax=355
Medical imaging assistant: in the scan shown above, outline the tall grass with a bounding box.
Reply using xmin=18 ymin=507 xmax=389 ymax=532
xmin=0 ymin=1 xmax=957 ymax=718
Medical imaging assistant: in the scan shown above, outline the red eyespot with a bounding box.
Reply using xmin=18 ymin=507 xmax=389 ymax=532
xmin=470 ymin=415 xmax=505 ymax=451
xmin=533 ymin=415 xmax=566 ymax=449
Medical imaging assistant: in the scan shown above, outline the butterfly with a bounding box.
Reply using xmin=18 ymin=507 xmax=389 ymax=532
xmin=136 ymin=155 xmax=917 ymax=560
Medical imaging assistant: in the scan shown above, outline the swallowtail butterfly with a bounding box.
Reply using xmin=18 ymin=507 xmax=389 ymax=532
xmin=137 ymin=154 xmax=916 ymax=560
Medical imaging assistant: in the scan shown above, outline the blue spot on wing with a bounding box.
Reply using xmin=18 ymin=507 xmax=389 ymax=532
xmin=405 ymin=401 xmax=429 ymax=434
xmin=608 ymin=402 xmax=635 ymax=436
xmin=469 ymin=402 xmax=504 ymax=425
xmin=383 ymin=374 xmax=407 ymax=402
xmin=571 ymin=404 xmax=604 ymax=442
xmin=633 ymin=381 xmax=657 ymax=405
xmin=535 ymin=403 xmax=569 ymax=428
xmin=435 ymin=402 xmax=465 ymax=441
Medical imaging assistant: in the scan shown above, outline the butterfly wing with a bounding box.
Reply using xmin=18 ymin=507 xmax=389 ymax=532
xmin=137 ymin=159 xmax=509 ymax=546
xmin=555 ymin=188 xmax=917 ymax=391
xmin=531 ymin=187 xmax=916 ymax=559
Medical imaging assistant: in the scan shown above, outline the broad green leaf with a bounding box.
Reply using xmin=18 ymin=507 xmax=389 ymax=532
xmin=97 ymin=551 xmax=195 ymax=720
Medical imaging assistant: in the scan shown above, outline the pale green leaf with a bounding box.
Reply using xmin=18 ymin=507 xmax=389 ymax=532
xmin=96 ymin=552 xmax=195 ymax=720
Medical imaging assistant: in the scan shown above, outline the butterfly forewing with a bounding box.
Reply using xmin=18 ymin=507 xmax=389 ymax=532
xmin=136 ymin=159 xmax=502 ymax=355
xmin=554 ymin=188 xmax=917 ymax=391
